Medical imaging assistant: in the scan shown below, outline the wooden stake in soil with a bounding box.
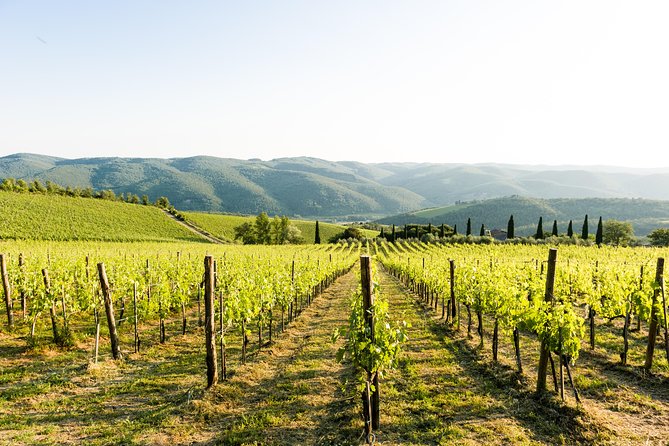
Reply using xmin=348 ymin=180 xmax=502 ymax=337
xmin=449 ymin=259 xmax=456 ymax=322
xmin=133 ymin=282 xmax=140 ymax=353
xmin=204 ymin=255 xmax=218 ymax=388
xmin=537 ymin=248 xmax=557 ymax=393
xmin=0 ymin=254 xmax=13 ymax=328
xmin=97 ymin=263 xmax=123 ymax=360
xmin=360 ymin=255 xmax=380 ymax=431
xmin=644 ymin=257 xmax=664 ymax=372
xmin=42 ymin=269 xmax=60 ymax=344
xmin=19 ymin=253 xmax=26 ymax=319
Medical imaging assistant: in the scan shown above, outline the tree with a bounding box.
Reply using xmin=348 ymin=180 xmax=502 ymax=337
xmin=535 ymin=217 xmax=544 ymax=239
xmin=602 ymin=219 xmax=633 ymax=246
xmin=314 ymin=220 xmax=321 ymax=244
xmin=466 ymin=218 xmax=472 ymax=236
xmin=582 ymin=214 xmax=589 ymax=240
xmin=507 ymin=215 xmax=515 ymax=239
xmin=439 ymin=224 xmax=445 ymax=238
xmin=155 ymin=196 xmax=170 ymax=208
xmin=453 ymin=224 xmax=457 ymax=235
xmin=648 ymin=228 xmax=669 ymax=246
xmin=254 ymin=212 xmax=272 ymax=244
xmin=552 ymin=220 xmax=558 ymax=237
xmin=285 ymin=224 xmax=304 ymax=244
xmin=234 ymin=222 xmax=257 ymax=244
xmin=141 ymin=195 xmax=150 ymax=205
xmin=567 ymin=220 xmax=574 ymax=237
xmin=343 ymin=227 xmax=363 ymax=240
xmin=391 ymin=224 xmax=396 ymax=242
xmin=270 ymin=216 xmax=289 ymax=244
xmin=595 ymin=216 xmax=604 ymax=246
xmin=30 ymin=180 xmax=46 ymax=193
xmin=404 ymin=225 xmax=408 ymax=239
xmin=480 ymin=224 xmax=485 ymax=237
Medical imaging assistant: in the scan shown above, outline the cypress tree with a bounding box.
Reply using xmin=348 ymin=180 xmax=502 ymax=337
xmin=552 ymin=220 xmax=558 ymax=237
xmin=582 ymin=215 xmax=589 ymax=240
xmin=440 ymin=224 xmax=445 ymax=238
xmin=535 ymin=216 xmax=544 ymax=239
xmin=314 ymin=220 xmax=321 ymax=244
xmin=380 ymin=227 xmax=385 ymax=239
xmin=391 ymin=224 xmax=396 ymax=242
xmin=480 ymin=224 xmax=485 ymax=237
xmin=453 ymin=224 xmax=458 ymax=235
xmin=427 ymin=223 xmax=432 ymax=235
xmin=595 ymin=216 xmax=603 ymax=246
xmin=466 ymin=218 xmax=472 ymax=236
xmin=567 ymin=220 xmax=574 ymax=237
xmin=507 ymin=215 xmax=515 ymax=239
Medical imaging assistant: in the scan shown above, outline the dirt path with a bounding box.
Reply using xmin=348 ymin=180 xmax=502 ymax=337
xmin=193 ymin=266 xmax=361 ymax=445
xmin=162 ymin=210 xmax=226 ymax=244
xmin=373 ymin=266 xmax=602 ymax=446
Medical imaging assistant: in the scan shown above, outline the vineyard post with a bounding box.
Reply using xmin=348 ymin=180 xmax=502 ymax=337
xmin=94 ymin=307 xmax=100 ymax=364
xmin=449 ymin=259 xmax=456 ymax=323
xmin=537 ymin=248 xmax=557 ymax=393
xmin=133 ymin=282 xmax=139 ymax=353
xmin=645 ymin=257 xmax=665 ymax=371
xmin=219 ymin=291 xmax=227 ymax=380
xmin=19 ymin=254 xmax=26 ymax=319
xmin=0 ymin=254 xmax=13 ymax=328
xmin=42 ymin=269 xmax=60 ymax=344
xmin=97 ymin=263 xmax=123 ymax=360
xmin=204 ymin=255 xmax=218 ymax=388
xmin=661 ymin=277 xmax=669 ymax=362
xmin=360 ymin=255 xmax=380 ymax=431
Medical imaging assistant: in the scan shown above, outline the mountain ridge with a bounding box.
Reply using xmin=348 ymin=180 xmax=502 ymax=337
xmin=2 ymin=153 xmax=669 ymax=220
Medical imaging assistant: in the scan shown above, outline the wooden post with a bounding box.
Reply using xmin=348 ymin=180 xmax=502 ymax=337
xmin=133 ymin=282 xmax=139 ymax=353
xmin=97 ymin=263 xmax=122 ymax=360
xmin=449 ymin=259 xmax=456 ymax=322
xmin=0 ymin=254 xmax=13 ymax=328
xmin=94 ymin=307 xmax=100 ymax=364
xmin=360 ymin=255 xmax=380 ymax=431
xmin=219 ymin=291 xmax=226 ymax=380
xmin=644 ymin=257 xmax=665 ymax=372
xmin=42 ymin=269 xmax=60 ymax=343
xmin=204 ymin=255 xmax=218 ymax=388
xmin=537 ymin=248 xmax=557 ymax=393
xmin=19 ymin=253 xmax=26 ymax=319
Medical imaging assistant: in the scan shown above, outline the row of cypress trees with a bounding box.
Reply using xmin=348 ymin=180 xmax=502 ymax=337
xmin=508 ymin=214 xmax=603 ymax=243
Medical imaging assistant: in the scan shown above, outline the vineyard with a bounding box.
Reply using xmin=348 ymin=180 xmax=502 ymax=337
xmin=1 ymin=238 xmax=669 ymax=444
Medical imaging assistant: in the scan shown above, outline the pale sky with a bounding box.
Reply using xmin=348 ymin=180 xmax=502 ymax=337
xmin=1 ymin=1 xmax=669 ymax=167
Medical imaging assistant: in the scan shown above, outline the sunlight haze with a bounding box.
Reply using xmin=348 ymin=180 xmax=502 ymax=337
xmin=1 ymin=1 xmax=668 ymax=168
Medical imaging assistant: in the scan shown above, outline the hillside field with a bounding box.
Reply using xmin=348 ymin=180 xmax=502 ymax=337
xmin=0 ymin=191 xmax=207 ymax=243
xmin=183 ymin=211 xmax=379 ymax=243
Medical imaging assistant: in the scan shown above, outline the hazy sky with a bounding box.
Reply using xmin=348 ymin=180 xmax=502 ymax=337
xmin=1 ymin=1 xmax=669 ymax=167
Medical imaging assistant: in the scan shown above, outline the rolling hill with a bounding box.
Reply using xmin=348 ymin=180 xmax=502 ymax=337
xmin=3 ymin=153 xmax=669 ymax=220
xmin=376 ymin=196 xmax=669 ymax=236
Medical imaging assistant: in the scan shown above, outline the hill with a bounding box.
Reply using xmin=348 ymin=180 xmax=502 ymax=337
xmin=183 ymin=212 xmax=379 ymax=243
xmin=4 ymin=153 xmax=669 ymax=220
xmin=0 ymin=191 xmax=208 ymax=242
xmin=376 ymin=196 xmax=669 ymax=237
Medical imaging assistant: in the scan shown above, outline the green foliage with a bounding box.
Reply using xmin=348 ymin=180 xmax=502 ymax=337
xmin=0 ymin=191 xmax=206 ymax=242
xmin=648 ymin=228 xmax=669 ymax=246
xmin=602 ymin=219 xmax=634 ymax=246
xmin=335 ymin=276 xmax=408 ymax=381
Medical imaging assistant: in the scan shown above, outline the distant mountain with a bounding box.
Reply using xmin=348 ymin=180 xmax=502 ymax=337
xmin=2 ymin=153 xmax=669 ymax=221
xmin=376 ymin=196 xmax=669 ymax=236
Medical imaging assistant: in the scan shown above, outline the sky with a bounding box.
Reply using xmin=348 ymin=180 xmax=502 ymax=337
xmin=1 ymin=1 xmax=669 ymax=167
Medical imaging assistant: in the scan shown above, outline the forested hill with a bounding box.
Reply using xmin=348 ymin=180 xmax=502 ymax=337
xmin=3 ymin=153 xmax=669 ymax=220
xmin=376 ymin=196 xmax=669 ymax=236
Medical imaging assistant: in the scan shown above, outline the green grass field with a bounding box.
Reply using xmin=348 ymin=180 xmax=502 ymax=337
xmin=0 ymin=191 xmax=207 ymax=242
xmin=183 ymin=211 xmax=379 ymax=243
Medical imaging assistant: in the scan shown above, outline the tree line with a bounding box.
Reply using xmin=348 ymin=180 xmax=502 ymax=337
xmin=0 ymin=177 xmax=172 ymax=209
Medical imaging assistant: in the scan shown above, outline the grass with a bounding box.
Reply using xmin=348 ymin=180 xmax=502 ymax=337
xmin=0 ymin=191 xmax=207 ymax=242
xmin=183 ymin=211 xmax=379 ymax=243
